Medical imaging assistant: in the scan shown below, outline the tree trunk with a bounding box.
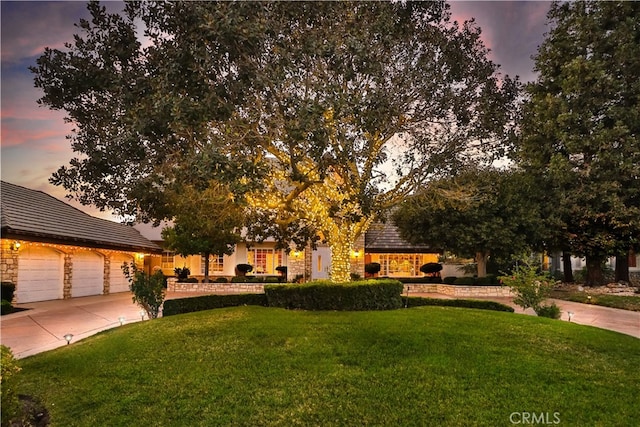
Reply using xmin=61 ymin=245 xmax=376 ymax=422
xmin=615 ymin=251 xmax=630 ymax=283
xmin=562 ymin=251 xmax=574 ymax=283
xmin=329 ymin=235 xmax=353 ymax=283
xmin=475 ymin=251 xmax=489 ymax=278
xmin=203 ymin=252 xmax=210 ymax=283
xmin=585 ymin=256 xmax=605 ymax=286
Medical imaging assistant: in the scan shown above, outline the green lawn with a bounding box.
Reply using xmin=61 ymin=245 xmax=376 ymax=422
xmin=551 ymin=291 xmax=640 ymax=311
xmin=13 ymin=306 xmax=640 ymax=426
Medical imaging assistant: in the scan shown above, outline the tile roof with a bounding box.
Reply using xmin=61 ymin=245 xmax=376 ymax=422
xmin=1 ymin=181 xmax=161 ymax=253
xmin=365 ymin=221 xmax=438 ymax=253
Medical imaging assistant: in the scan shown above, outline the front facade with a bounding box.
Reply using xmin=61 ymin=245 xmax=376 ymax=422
xmin=1 ymin=181 xmax=162 ymax=303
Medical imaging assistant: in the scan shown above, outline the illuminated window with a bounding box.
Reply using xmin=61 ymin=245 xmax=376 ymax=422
xmin=201 ymin=254 xmax=224 ymax=274
xmin=247 ymin=248 xmax=283 ymax=275
xmin=379 ymin=254 xmax=423 ymax=277
xmin=317 ymin=255 xmax=322 ymax=272
xmin=161 ymin=251 xmax=175 ymax=269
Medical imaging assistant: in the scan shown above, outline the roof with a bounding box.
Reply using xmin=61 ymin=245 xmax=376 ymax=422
xmin=365 ymin=221 xmax=439 ymax=254
xmin=1 ymin=181 xmax=162 ymax=253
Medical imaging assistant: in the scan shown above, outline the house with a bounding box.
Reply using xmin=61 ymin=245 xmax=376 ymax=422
xmin=1 ymin=181 xmax=162 ymax=303
xmin=135 ymin=220 xmax=442 ymax=283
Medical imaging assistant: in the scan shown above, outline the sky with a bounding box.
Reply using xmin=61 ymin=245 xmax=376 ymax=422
xmin=1 ymin=0 xmax=552 ymax=222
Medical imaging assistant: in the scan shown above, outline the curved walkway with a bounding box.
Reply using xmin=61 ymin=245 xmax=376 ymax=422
xmin=1 ymin=291 xmax=638 ymax=359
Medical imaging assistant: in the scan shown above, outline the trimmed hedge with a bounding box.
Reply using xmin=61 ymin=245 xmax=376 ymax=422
xmin=405 ymin=296 xmax=515 ymax=313
xmin=265 ymin=279 xmax=403 ymax=311
xmin=452 ymin=275 xmax=500 ymax=286
xmin=395 ymin=277 xmax=443 ymax=284
xmin=163 ymin=293 xmax=267 ymax=316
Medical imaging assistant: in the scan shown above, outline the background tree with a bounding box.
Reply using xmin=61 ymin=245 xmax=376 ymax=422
xmin=393 ymin=168 xmax=543 ymax=277
xmin=516 ymin=0 xmax=640 ymax=285
xmin=161 ymin=181 xmax=243 ymax=283
xmin=32 ymin=1 xmax=518 ymax=282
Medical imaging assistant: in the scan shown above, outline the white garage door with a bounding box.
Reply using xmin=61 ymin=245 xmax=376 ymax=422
xmin=71 ymin=251 xmax=104 ymax=297
xmin=109 ymin=254 xmax=134 ymax=293
xmin=17 ymin=246 xmax=64 ymax=303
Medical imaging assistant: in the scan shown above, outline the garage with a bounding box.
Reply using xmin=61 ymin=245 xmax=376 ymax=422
xmin=71 ymin=251 xmax=104 ymax=297
xmin=109 ymin=254 xmax=134 ymax=293
xmin=16 ymin=246 xmax=64 ymax=303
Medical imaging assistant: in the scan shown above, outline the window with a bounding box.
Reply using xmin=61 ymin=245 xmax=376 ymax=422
xmin=379 ymin=254 xmax=422 ymax=277
xmin=247 ymin=248 xmax=283 ymax=275
xmin=201 ymin=254 xmax=224 ymax=274
xmin=161 ymin=251 xmax=175 ymax=269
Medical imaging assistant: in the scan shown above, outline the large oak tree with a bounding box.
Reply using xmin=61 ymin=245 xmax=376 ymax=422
xmin=32 ymin=1 xmax=518 ymax=282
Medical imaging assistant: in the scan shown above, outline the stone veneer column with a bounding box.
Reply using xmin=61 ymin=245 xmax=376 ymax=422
xmin=304 ymin=244 xmax=313 ymax=282
xmin=1 ymin=240 xmax=20 ymax=302
xmin=287 ymin=251 xmax=306 ymax=282
xmin=63 ymin=253 xmax=73 ymax=299
xmin=103 ymin=255 xmax=111 ymax=295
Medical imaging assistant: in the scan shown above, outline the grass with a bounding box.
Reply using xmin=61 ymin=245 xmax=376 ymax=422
xmin=551 ymin=290 xmax=640 ymax=311
xmin=13 ymin=306 xmax=640 ymax=426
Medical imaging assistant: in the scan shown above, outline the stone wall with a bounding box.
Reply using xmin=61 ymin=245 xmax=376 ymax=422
xmin=405 ymin=284 xmax=514 ymax=298
xmin=166 ymin=278 xmax=514 ymax=298
xmin=0 ymin=240 xmax=19 ymax=289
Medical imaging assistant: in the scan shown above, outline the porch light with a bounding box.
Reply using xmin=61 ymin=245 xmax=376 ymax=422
xmin=119 ymin=316 xmax=126 ymax=326
xmin=567 ymin=311 xmax=574 ymax=322
xmin=10 ymin=241 xmax=21 ymax=251
xmin=64 ymin=333 xmax=73 ymax=345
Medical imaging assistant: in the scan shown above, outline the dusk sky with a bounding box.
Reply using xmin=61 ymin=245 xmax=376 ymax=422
xmin=1 ymin=1 xmax=552 ymax=221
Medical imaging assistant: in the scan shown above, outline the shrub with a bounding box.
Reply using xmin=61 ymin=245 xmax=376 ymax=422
xmin=1 ymin=300 xmax=13 ymax=315
xmin=453 ymin=277 xmax=476 ymax=285
xmin=536 ymin=303 xmax=561 ymax=319
xmin=231 ymin=276 xmax=261 ymax=283
xmin=1 ymin=282 xmax=15 ymax=303
xmin=420 ymin=262 xmax=443 ymax=274
xmin=395 ymin=277 xmax=442 ymax=284
xmin=163 ymin=294 xmax=267 ymax=316
xmin=122 ymin=262 xmax=166 ymax=319
xmin=443 ymin=276 xmax=457 ymax=284
xmin=214 ymin=277 xmax=228 ymax=283
xmin=365 ymin=262 xmax=381 ymax=275
xmin=265 ymin=279 xmax=403 ymax=311
xmin=1 ymin=345 xmax=21 ymax=423
xmin=235 ymin=264 xmax=253 ymax=275
xmin=406 ymin=297 xmax=515 ymax=313
xmin=174 ymin=267 xmax=190 ymax=281
xmin=183 ymin=277 xmax=199 ymax=283
xmin=500 ymin=265 xmax=556 ymax=314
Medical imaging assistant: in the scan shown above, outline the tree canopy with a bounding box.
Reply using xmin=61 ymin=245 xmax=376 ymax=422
xmin=393 ymin=167 xmax=543 ymax=277
xmin=32 ymin=1 xmax=518 ymax=282
xmin=517 ymin=0 xmax=640 ymax=285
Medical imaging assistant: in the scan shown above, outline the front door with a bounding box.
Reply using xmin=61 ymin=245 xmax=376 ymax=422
xmin=311 ymin=246 xmax=331 ymax=280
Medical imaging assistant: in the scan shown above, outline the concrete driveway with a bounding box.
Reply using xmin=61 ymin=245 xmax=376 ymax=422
xmin=1 ymin=291 xmax=638 ymax=359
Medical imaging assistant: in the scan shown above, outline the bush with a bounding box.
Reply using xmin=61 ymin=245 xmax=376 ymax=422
xmin=500 ymin=265 xmax=556 ymax=314
xmin=443 ymin=276 xmax=457 ymax=284
xmin=231 ymin=276 xmax=261 ymax=283
xmin=406 ymin=297 xmax=515 ymax=313
xmin=214 ymin=277 xmax=228 ymax=283
xmin=365 ymin=262 xmax=381 ymax=275
xmin=174 ymin=267 xmax=190 ymax=281
xmin=1 ymin=300 xmax=13 ymax=316
xmin=453 ymin=277 xmax=476 ymax=285
xmin=1 ymin=345 xmax=21 ymax=423
xmin=235 ymin=264 xmax=253 ymax=275
xmin=1 ymin=282 xmax=15 ymax=303
xmin=420 ymin=262 xmax=443 ymax=274
xmin=163 ymin=294 xmax=267 ymax=316
xmin=182 ymin=277 xmax=199 ymax=283
xmin=122 ymin=262 xmax=166 ymax=319
xmin=536 ymin=303 xmax=561 ymax=319
xmin=395 ymin=277 xmax=442 ymax=284
xmin=265 ymin=279 xmax=403 ymax=311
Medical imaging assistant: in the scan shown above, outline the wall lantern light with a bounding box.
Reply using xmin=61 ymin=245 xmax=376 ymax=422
xmin=10 ymin=241 xmax=21 ymax=251
xmin=64 ymin=333 xmax=74 ymax=345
